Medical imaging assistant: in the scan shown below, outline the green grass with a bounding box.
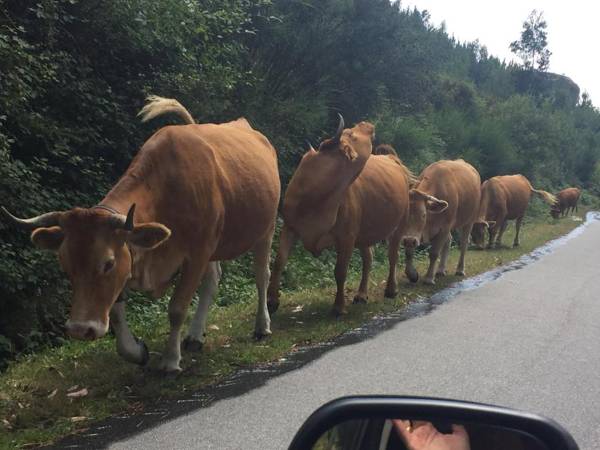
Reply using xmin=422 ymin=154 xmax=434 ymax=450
xmin=0 ymin=212 xmax=585 ymax=448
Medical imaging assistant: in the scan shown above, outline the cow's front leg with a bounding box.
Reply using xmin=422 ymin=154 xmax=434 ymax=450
xmin=456 ymin=224 xmax=472 ymax=276
xmin=333 ymin=240 xmax=354 ymax=316
xmin=182 ymin=261 xmax=222 ymax=352
xmin=424 ymin=232 xmax=448 ymax=285
xmin=267 ymin=224 xmax=297 ymax=315
xmin=161 ymin=259 xmax=209 ymax=372
xmin=436 ymin=234 xmax=451 ymax=277
xmin=110 ymin=299 xmax=149 ymax=365
xmin=385 ymin=230 xmax=401 ymax=298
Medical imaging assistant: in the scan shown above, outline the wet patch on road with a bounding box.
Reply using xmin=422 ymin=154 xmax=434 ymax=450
xmin=51 ymin=212 xmax=600 ymax=449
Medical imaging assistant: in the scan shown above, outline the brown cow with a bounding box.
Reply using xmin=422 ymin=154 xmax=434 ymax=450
xmin=1 ymin=96 xmax=280 ymax=372
xmin=267 ymin=120 xmax=414 ymax=316
xmin=550 ymin=187 xmax=581 ymax=219
xmin=403 ymin=159 xmax=481 ymax=285
xmin=471 ymin=175 xmax=557 ymax=249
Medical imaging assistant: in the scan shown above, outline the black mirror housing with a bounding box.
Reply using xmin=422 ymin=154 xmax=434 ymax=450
xmin=289 ymin=396 xmax=579 ymax=450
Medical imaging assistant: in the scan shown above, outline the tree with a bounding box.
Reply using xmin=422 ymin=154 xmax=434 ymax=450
xmin=510 ymin=10 xmax=551 ymax=71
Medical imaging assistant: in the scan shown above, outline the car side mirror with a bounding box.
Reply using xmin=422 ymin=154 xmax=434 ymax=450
xmin=289 ymin=396 xmax=578 ymax=450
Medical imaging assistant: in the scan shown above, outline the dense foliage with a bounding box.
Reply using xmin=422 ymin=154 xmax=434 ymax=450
xmin=1 ymin=0 xmax=599 ymax=366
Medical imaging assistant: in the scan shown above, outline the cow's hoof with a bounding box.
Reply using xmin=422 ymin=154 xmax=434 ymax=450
xmin=267 ymin=300 xmax=279 ymax=315
xmin=253 ymin=329 xmax=272 ymax=340
xmin=423 ymin=277 xmax=435 ymax=285
xmin=436 ymin=270 xmax=447 ymax=277
xmin=352 ymin=295 xmax=368 ymax=304
xmin=455 ymin=270 xmax=466 ymax=277
xmin=384 ymin=288 xmax=398 ymax=299
xmin=182 ymin=336 xmax=204 ymax=352
xmin=406 ymin=268 xmax=419 ymax=283
xmin=117 ymin=337 xmax=149 ymax=366
xmin=158 ymin=358 xmax=182 ymax=374
xmin=513 ymin=242 xmax=520 ymax=248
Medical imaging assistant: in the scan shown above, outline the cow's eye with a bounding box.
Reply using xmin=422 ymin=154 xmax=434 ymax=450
xmin=103 ymin=259 xmax=115 ymax=274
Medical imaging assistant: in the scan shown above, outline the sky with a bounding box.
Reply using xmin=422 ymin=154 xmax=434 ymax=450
xmin=401 ymin=0 xmax=600 ymax=104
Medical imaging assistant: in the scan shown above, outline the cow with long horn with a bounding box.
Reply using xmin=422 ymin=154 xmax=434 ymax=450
xmin=2 ymin=96 xmax=281 ymax=372
xmin=267 ymin=120 xmax=415 ymax=316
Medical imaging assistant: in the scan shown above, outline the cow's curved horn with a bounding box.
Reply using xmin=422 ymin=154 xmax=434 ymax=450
xmin=0 ymin=207 xmax=63 ymax=231
xmin=331 ymin=113 xmax=345 ymax=144
xmin=106 ymin=203 xmax=136 ymax=230
xmin=124 ymin=204 xmax=135 ymax=231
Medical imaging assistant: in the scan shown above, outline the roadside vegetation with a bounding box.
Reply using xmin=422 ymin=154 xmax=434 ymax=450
xmin=0 ymin=208 xmax=592 ymax=448
xmin=2 ymin=0 xmax=600 ymax=447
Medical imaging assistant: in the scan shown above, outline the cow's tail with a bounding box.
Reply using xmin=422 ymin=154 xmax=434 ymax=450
xmin=531 ymin=187 xmax=558 ymax=206
xmin=138 ymin=95 xmax=195 ymax=125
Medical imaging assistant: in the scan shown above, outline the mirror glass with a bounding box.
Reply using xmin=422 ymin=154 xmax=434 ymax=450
xmin=313 ymin=417 xmax=548 ymax=450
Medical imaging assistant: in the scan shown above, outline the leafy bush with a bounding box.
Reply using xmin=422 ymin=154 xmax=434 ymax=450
xmin=2 ymin=0 xmax=600 ymax=366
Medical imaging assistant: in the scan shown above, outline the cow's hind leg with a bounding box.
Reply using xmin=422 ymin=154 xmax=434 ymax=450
xmin=495 ymin=221 xmax=509 ymax=247
xmin=267 ymin=225 xmax=296 ymax=315
xmin=436 ymin=234 xmax=451 ymax=277
xmin=110 ymin=299 xmax=149 ymax=365
xmin=385 ymin=230 xmax=401 ymax=298
xmin=353 ymin=246 xmax=372 ymax=304
xmin=253 ymin=233 xmax=274 ymax=339
xmin=161 ymin=259 xmax=209 ymax=372
xmin=455 ymin=224 xmax=472 ymax=277
xmin=513 ymin=217 xmax=524 ymax=247
xmin=182 ymin=261 xmax=221 ymax=352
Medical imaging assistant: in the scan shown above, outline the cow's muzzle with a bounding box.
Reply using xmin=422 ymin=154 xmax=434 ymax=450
xmin=403 ymin=236 xmax=419 ymax=249
xmin=66 ymin=320 xmax=108 ymax=340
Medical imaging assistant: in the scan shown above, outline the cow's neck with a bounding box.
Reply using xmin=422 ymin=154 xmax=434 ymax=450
xmin=99 ymin=175 xmax=155 ymax=224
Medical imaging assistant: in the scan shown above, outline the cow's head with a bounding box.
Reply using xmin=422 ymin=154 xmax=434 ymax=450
xmin=402 ymin=189 xmax=448 ymax=250
xmin=471 ymin=221 xmax=496 ymax=249
xmin=1 ymin=205 xmax=170 ymax=340
xmin=550 ymin=206 xmax=561 ymax=219
xmin=282 ymin=115 xmax=374 ymax=251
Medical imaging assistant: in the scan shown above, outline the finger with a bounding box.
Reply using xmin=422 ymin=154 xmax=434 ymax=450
xmin=451 ymin=424 xmax=468 ymax=437
xmin=393 ymin=419 xmax=415 ymax=441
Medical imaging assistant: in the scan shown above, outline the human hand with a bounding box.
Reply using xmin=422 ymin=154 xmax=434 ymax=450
xmin=393 ymin=420 xmax=470 ymax=450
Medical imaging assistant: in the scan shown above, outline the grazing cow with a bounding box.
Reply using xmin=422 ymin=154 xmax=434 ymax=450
xmin=1 ymin=96 xmax=280 ymax=372
xmin=403 ymin=159 xmax=481 ymax=285
xmin=471 ymin=175 xmax=557 ymax=249
xmin=267 ymin=119 xmax=414 ymax=315
xmin=550 ymin=187 xmax=581 ymax=219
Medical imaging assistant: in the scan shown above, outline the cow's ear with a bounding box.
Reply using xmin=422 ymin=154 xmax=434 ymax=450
xmin=425 ymin=196 xmax=448 ymax=214
xmin=127 ymin=223 xmax=171 ymax=249
xmin=31 ymin=226 xmax=64 ymax=251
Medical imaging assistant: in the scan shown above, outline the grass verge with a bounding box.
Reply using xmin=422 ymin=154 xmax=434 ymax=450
xmin=0 ymin=213 xmax=585 ymax=448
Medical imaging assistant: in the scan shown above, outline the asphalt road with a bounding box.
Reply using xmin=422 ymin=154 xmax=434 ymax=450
xmin=110 ymin=217 xmax=600 ymax=450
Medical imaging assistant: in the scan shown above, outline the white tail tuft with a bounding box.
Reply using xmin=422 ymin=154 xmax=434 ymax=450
xmin=532 ymin=188 xmax=558 ymax=206
xmin=137 ymin=95 xmax=195 ymax=125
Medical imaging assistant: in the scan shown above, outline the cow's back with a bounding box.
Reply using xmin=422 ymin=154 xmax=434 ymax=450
xmin=341 ymin=155 xmax=411 ymax=247
xmin=126 ymin=122 xmax=280 ymax=262
xmin=418 ymin=160 xmax=481 ymax=232
xmin=490 ymin=175 xmax=531 ymax=220
xmin=191 ymin=123 xmax=280 ymax=260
